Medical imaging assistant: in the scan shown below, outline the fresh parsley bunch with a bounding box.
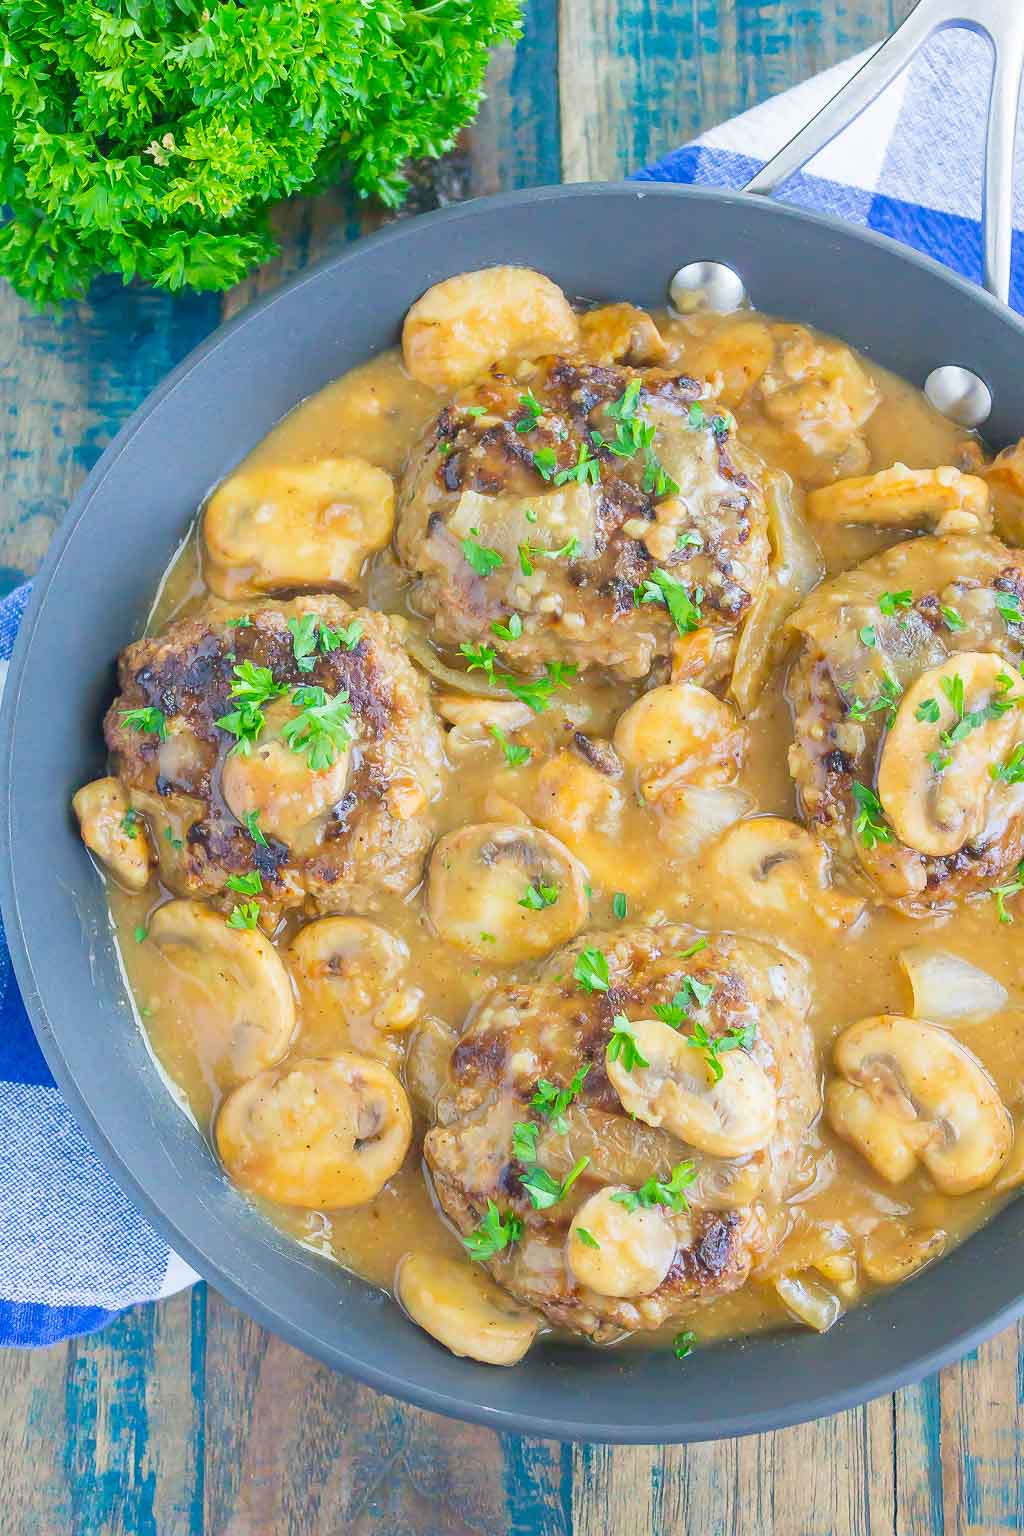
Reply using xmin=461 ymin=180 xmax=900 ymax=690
xmin=0 ymin=0 xmax=522 ymax=306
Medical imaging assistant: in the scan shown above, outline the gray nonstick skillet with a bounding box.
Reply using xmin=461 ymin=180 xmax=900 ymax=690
xmin=3 ymin=0 xmax=1023 ymax=1441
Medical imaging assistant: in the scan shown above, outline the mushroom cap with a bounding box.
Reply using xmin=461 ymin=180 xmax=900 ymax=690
xmin=396 ymin=1252 xmax=540 ymax=1365
xmin=426 ymin=821 xmax=589 ymax=962
xmin=566 ymin=1188 xmax=679 ymax=1299
xmin=829 ymin=1013 xmax=1013 ymax=1195
xmin=216 ymin=1052 xmax=412 ymax=1208
xmin=148 ymin=899 xmax=295 ymax=1083
xmin=613 ymin=682 xmax=746 ymax=797
xmin=606 ymin=1017 xmax=778 ymax=1159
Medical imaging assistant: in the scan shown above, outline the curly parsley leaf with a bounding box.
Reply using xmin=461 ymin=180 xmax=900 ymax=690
xmin=851 ymin=781 xmax=892 ymax=849
xmin=637 ymin=567 xmax=704 ymax=635
xmin=612 ymin=1161 xmax=696 ymax=1214
xmin=462 ymin=535 xmax=504 ymax=577
xmin=606 ymin=1016 xmax=650 ymax=1071
xmin=280 ymin=686 xmax=354 ymax=771
xmin=244 ymin=810 xmax=269 ymax=848
xmin=490 ymin=725 xmax=531 ymax=767
xmin=992 ymin=860 xmax=1024 ymax=924
xmin=531 ymin=1066 xmax=590 ymax=1134
xmin=226 ymin=901 xmax=260 ymax=931
xmin=519 ymin=881 xmax=559 ymax=910
xmin=574 ymin=947 xmax=609 ymax=994
xmin=225 ymin=871 xmax=263 ymax=896
xmin=121 ymin=706 xmax=168 ymax=742
xmin=463 ymin=1200 xmax=523 ymax=1262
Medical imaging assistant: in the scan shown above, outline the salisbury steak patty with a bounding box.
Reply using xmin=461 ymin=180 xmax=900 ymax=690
xmin=395 ymin=356 xmax=770 ymax=681
xmin=424 ymin=924 xmax=818 ymax=1340
xmin=786 ymin=534 xmax=1024 ymax=910
xmin=105 ymin=596 xmax=444 ymax=914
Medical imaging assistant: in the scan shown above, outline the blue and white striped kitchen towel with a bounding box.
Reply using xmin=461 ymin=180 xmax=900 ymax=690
xmin=2 ymin=24 xmax=1023 ymax=1347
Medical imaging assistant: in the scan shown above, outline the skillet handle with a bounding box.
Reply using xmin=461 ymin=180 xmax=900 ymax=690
xmin=743 ymin=0 xmax=1024 ymax=307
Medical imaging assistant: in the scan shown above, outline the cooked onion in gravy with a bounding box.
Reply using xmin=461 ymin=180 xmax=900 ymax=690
xmin=76 ymin=266 xmax=1024 ymax=1366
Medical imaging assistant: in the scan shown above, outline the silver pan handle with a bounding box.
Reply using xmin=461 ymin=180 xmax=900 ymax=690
xmin=744 ymin=0 xmax=1024 ymax=307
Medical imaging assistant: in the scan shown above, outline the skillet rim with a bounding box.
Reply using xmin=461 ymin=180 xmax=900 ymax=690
xmin=4 ymin=179 xmax=1024 ymax=1444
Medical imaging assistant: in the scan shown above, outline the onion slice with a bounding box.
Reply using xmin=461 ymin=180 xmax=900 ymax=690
xmin=398 ymin=619 xmax=516 ymax=699
xmin=899 ymin=946 xmax=1008 ymax=1022
xmin=730 ymin=470 xmax=824 ymax=715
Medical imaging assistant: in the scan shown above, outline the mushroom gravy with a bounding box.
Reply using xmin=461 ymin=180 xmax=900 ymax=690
xmin=87 ymin=290 xmax=1024 ymax=1360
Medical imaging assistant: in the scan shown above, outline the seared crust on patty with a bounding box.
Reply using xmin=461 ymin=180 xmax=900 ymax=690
xmin=395 ymin=356 xmax=770 ymax=681
xmin=106 ymin=596 xmax=444 ymax=914
xmin=424 ymin=924 xmax=817 ymax=1340
xmin=786 ymin=534 xmax=1024 ymax=910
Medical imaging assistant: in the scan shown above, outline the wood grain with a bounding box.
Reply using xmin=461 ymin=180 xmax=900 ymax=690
xmin=5 ymin=2 xmax=1023 ymax=1534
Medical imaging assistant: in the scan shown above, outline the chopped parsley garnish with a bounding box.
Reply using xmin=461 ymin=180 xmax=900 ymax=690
xmin=653 ymin=991 xmax=689 ymax=1028
xmin=879 ymin=590 xmax=913 ymax=617
xmin=525 ymin=508 xmax=538 ymax=523
xmin=686 ymin=1018 xmax=755 ymax=1084
xmin=216 ymin=661 xmax=286 ymax=755
xmin=612 ymin=1161 xmax=696 ymax=1214
xmin=609 ymin=379 xmax=642 ymax=421
xmin=280 ymin=686 xmax=353 ymax=771
xmin=673 ymin=1330 xmax=697 ymax=1360
xmin=163 ymin=826 xmax=182 ymax=850
xmin=464 ymin=405 xmax=487 ymax=418
xmin=463 ymin=1200 xmax=523 ymax=1261
xmin=517 ymin=535 xmax=581 ymax=575
xmin=479 ymin=931 xmax=496 ymax=944
xmin=515 ymin=390 xmax=544 ymax=433
xmin=134 ymin=925 xmax=147 ymax=944
xmin=637 ymin=567 xmax=703 ymax=635
xmin=992 ymin=860 xmax=1024 ymax=923
xmin=511 ymin=1121 xmax=539 ymax=1162
xmin=458 ymin=644 xmax=576 ymax=714
xmin=120 ymin=809 xmax=142 ymax=835
xmin=226 ymin=901 xmax=260 ymax=931
xmin=226 ymin=871 xmax=263 ymax=896
xmin=941 ymin=673 xmax=965 ymax=720
xmin=679 ymin=938 xmax=708 ymax=959
xmin=532 ymin=447 xmax=558 ymax=481
xmin=915 ymin=698 xmax=941 ymax=724
xmin=940 ymin=605 xmax=965 ymax=633
xmin=287 ymin=613 xmax=320 ymax=672
xmin=687 ymin=403 xmax=706 ymax=429
xmin=847 ymin=673 xmax=902 ymax=726
xmin=519 ymin=881 xmax=559 ymax=910
xmin=612 ymin=892 xmax=628 ymax=920
xmin=676 ymin=530 xmax=703 ymax=550
xmin=991 ymin=744 xmax=1024 ymax=784
xmin=519 ymin=1155 xmax=590 ymax=1211
xmin=227 ymin=614 xmax=254 ymax=630
xmin=462 ymin=534 xmax=504 ymax=577
xmin=851 ymin=781 xmax=892 ymax=849
xmin=927 ymin=750 xmax=952 ymax=774
xmin=642 ymin=448 xmax=680 ymax=500
xmin=491 ymin=612 xmax=523 ymax=642
xmin=121 ymin=706 xmax=168 ymax=741
xmin=504 ymin=662 xmax=577 ymax=714
xmin=531 ymin=1066 xmax=590 ymax=1133
xmin=575 ymin=1227 xmax=600 ymax=1250
xmin=244 ymin=810 xmax=269 ymax=847
xmin=574 ymin=947 xmax=609 ymax=994
xmin=553 ymin=443 xmax=600 ymax=487
xmin=490 ymin=725 xmax=531 ymax=767
xmin=320 ymin=619 xmax=362 ymax=652
xmin=859 ymin=625 xmax=877 ymax=649
xmin=606 ymin=1015 xmax=650 ymax=1071
xmin=996 ymin=590 xmax=1024 ymax=626
xmin=654 ymin=975 xmax=715 ymax=1030
xmin=938 ymin=670 xmax=1020 ymax=748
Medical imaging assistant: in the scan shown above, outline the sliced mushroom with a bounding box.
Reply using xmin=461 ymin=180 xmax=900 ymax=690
xmin=899 ymin=946 xmax=1008 ymax=1022
xmin=405 ymin=1015 xmax=457 ymax=1118
xmin=706 ymin=817 xmax=866 ymax=930
xmin=606 ymin=1018 xmax=777 ymax=1158
xmin=566 ymin=1187 xmax=680 ymax=1299
xmin=877 ymin=653 xmax=1024 ymax=857
xmin=402 ymin=267 xmax=580 ymax=392
xmin=203 ymin=458 xmax=395 ymax=598
xmin=806 ymin=463 xmax=992 ymax=536
xmin=72 ymin=776 xmax=153 ymax=891
xmin=288 ymin=918 xmax=423 ymax=1034
xmin=220 ymin=694 xmax=353 ymax=845
xmin=859 ymin=1220 xmax=947 ymax=1286
xmin=435 ymin=694 xmax=532 ymax=756
xmin=216 ymin=1052 xmax=412 ymax=1208
xmin=426 ymin=822 xmax=588 ymax=962
xmin=653 ymin=784 xmax=752 ymax=861
xmin=533 ymin=751 xmax=622 ymax=840
xmin=612 ymin=683 xmax=747 ymax=799
xmin=577 ymin=302 xmax=667 ymax=367
xmin=148 ymin=899 xmax=295 ymax=1081
xmin=396 ymin=1252 xmax=540 ymax=1365
xmin=760 ymin=327 xmax=879 ymax=474
xmin=827 ymin=1014 xmax=1012 ymax=1194
xmin=684 ymin=317 xmax=774 ymax=408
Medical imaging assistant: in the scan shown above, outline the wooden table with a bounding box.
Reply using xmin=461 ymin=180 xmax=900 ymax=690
xmin=5 ymin=2 xmax=1022 ymax=1531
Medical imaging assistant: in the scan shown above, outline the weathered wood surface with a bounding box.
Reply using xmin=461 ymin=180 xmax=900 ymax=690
xmin=6 ymin=2 xmax=1022 ymax=1533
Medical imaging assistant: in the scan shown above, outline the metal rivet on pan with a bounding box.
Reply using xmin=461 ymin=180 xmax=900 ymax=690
xmin=669 ymin=261 xmax=747 ymax=315
xmin=924 ymin=365 xmax=993 ymax=429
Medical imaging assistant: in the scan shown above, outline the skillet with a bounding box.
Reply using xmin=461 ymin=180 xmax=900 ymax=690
xmin=3 ymin=0 xmax=1024 ymax=1442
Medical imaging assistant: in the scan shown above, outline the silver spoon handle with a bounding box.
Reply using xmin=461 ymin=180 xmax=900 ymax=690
xmin=744 ymin=0 xmax=1024 ymax=307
